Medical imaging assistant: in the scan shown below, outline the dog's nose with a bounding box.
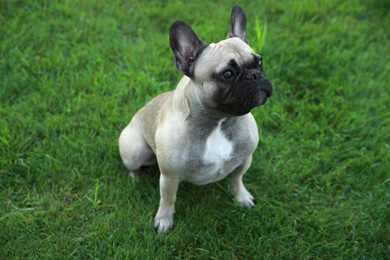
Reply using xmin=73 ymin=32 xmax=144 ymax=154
xmin=246 ymin=70 xmax=262 ymax=80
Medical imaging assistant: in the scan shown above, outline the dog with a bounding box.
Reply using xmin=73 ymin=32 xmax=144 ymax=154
xmin=119 ymin=5 xmax=272 ymax=233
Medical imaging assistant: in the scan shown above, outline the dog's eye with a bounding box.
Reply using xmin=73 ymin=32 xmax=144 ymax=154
xmin=255 ymin=54 xmax=263 ymax=70
xmin=257 ymin=60 xmax=264 ymax=72
xmin=221 ymin=70 xmax=235 ymax=80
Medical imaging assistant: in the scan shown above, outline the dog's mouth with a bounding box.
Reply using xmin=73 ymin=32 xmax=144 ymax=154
xmin=240 ymin=77 xmax=273 ymax=109
xmin=256 ymin=78 xmax=273 ymax=106
xmin=212 ymin=77 xmax=272 ymax=116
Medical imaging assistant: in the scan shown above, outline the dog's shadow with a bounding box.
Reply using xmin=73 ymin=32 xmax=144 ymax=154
xmin=135 ymin=165 xmax=230 ymax=204
xmin=132 ymin=166 xmax=253 ymax=232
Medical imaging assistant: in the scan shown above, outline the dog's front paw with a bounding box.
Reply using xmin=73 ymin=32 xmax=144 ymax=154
xmin=154 ymin=205 xmax=175 ymax=233
xmin=235 ymin=189 xmax=255 ymax=208
xmin=154 ymin=216 xmax=174 ymax=233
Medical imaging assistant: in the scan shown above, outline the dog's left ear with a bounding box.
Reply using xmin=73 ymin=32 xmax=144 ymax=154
xmin=170 ymin=21 xmax=208 ymax=77
xmin=227 ymin=5 xmax=248 ymax=44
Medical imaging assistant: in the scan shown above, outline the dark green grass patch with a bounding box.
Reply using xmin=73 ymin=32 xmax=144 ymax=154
xmin=1 ymin=0 xmax=389 ymax=258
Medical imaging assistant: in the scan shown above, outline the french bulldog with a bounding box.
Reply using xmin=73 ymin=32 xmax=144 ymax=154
xmin=119 ymin=5 xmax=272 ymax=233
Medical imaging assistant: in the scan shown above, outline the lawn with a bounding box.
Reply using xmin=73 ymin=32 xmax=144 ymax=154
xmin=0 ymin=0 xmax=389 ymax=258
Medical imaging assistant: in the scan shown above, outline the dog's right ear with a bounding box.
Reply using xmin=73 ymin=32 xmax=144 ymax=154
xmin=169 ymin=21 xmax=208 ymax=77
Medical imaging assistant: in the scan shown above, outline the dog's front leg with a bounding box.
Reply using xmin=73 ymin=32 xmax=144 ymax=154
xmin=229 ymin=155 xmax=256 ymax=208
xmin=154 ymin=173 xmax=180 ymax=233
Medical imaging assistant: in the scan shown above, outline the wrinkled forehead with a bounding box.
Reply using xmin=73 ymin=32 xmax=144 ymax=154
xmin=195 ymin=38 xmax=256 ymax=75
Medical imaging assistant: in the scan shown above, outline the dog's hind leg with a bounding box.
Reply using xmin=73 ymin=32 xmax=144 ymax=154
xmin=119 ymin=119 xmax=157 ymax=179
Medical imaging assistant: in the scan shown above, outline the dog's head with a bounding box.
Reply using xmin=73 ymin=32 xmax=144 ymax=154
xmin=170 ymin=5 xmax=272 ymax=116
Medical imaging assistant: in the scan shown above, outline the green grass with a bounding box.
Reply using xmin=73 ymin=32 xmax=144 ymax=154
xmin=1 ymin=0 xmax=389 ymax=258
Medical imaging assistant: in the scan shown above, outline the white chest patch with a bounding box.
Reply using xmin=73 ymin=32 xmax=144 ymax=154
xmin=202 ymin=119 xmax=234 ymax=175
